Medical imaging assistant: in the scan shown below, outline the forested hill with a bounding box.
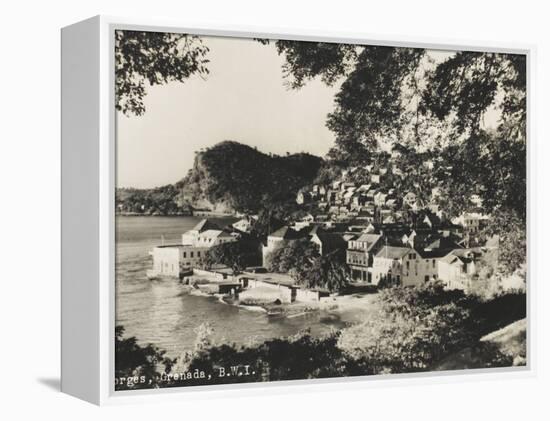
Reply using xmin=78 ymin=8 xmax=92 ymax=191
xmin=181 ymin=141 xmax=323 ymax=213
xmin=116 ymin=141 xmax=324 ymax=215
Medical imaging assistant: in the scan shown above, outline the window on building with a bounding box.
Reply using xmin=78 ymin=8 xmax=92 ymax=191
xmin=183 ymin=252 xmax=186 ymax=258
xmin=190 ymin=251 xmax=194 ymax=258
xmin=197 ymin=251 xmax=201 ymax=257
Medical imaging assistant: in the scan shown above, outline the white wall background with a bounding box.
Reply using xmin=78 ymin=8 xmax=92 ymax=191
xmin=0 ymin=0 xmax=548 ymax=418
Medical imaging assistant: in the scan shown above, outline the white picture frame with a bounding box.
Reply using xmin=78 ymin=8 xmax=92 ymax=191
xmin=61 ymin=15 xmax=535 ymax=405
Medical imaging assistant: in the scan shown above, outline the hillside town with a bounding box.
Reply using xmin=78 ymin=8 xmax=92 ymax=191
xmin=147 ymin=156 xmax=504 ymax=305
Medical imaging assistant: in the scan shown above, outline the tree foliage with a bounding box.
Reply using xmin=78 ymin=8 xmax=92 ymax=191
xmin=305 ymin=250 xmax=350 ymax=293
xmin=263 ymin=40 xmax=526 ymax=273
xmin=249 ymin=208 xmax=286 ymax=241
xmin=115 ymin=326 xmax=176 ymax=390
xmin=337 ymin=285 xmax=478 ymax=372
xmin=266 ymin=240 xmax=349 ymax=292
xmin=266 ymin=238 xmax=319 ymax=278
xmin=424 ymin=52 xmax=526 ymax=137
xmin=480 ymin=209 xmax=526 ymax=276
xmin=183 ymin=330 xmax=348 ymax=386
xmin=116 ymin=184 xmax=185 ymax=215
xmin=266 ymin=41 xmax=526 ymax=217
xmin=115 ymin=288 xmax=526 ymax=389
xmin=201 ymin=240 xmax=260 ymax=274
xmin=115 ymin=30 xmax=209 ymax=116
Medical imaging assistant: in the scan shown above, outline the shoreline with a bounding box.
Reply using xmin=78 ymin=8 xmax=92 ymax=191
xmin=181 ymin=282 xmax=378 ymax=323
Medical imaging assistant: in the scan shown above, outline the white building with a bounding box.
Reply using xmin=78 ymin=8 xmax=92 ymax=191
xmin=148 ymin=245 xmax=209 ymax=278
xmin=438 ymin=249 xmax=482 ymax=292
xmin=149 ymin=219 xmax=237 ymax=278
xmin=372 ymin=246 xmax=434 ymax=287
xmin=195 ymin=229 xmax=237 ymax=247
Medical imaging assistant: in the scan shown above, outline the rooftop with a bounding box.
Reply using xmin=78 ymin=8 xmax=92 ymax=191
xmin=375 ymin=246 xmax=412 ymax=259
xmin=269 ymin=226 xmax=303 ymax=240
xmin=441 ymin=248 xmax=483 ymax=264
xmin=353 ymin=233 xmax=383 ymax=250
xmin=191 ymin=218 xmax=222 ymax=232
xmin=313 ymin=231 xmax=347 ymax=250
xmin=199 ymin=229 xmax=233 ymax=239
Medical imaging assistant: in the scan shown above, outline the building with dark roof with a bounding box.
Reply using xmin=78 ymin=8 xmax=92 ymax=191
xmin=192 ymin=218 xmax=222 ymax=232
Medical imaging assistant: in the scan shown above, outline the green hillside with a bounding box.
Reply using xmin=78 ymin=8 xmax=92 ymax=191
xmin=116 ymin=141 xmax=324 ymax=215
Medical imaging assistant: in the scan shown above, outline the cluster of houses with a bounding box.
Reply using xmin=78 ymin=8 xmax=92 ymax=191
xmin=148 ymin=210 xmax=493 ymax=298
xmin=262 ymin=216 xmax=491 ymax=293
xmin=147 ymin=161 xmax=493 ymax=297
xmin=295 ymin=165 xmax=426 ymax=225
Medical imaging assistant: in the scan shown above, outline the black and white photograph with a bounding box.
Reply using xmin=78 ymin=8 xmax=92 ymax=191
xmin=113 ymin=30 xmax=527 ymax=391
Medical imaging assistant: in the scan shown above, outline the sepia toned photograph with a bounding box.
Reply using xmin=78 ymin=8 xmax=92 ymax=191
xmin=114 ymin=30 xmax=527 ymax=391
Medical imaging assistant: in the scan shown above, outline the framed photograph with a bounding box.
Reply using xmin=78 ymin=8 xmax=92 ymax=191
xmin=61 ymin=16 xmax=532 ymax=405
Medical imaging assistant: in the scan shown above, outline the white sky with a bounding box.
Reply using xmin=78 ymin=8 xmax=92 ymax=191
xmin=116 ymin=36 xmax=339 ymax=188
xmin=116 ymin=37 xmax=500 ymax=189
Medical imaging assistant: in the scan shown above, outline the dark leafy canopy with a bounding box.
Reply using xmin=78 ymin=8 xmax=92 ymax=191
xmin=249 ymin=208 xmax=286 ymax=240
xmin=183 ymin=331 xmax=349 ymax=386
xmin=264 ymin=40 xmax=526 ymax=273
xmin=201 ymin=240 xmax=261 ymax=274
xmin=480 ymin=209 xmax=527 ymax=276
xmin=266 ymin=238 xmax=319 ymax=276
xmin=115 ymin=30 xmax=209 ymax=116
xmin=266 ymin=240 xmax=349 ymax=292
xmin=306 ymin=250 xmax=350 ymax=293
xmin=271 ymin=41 xmax=525 ymax=145
xmin=266 ymin=40 xmax=526 ymax=214
xmin=115 ymin=326 xmax=176 ymax=390
xmin=424 ymin=52 xmax=526 ymax=137
xmin=327 ymin=47 xmax=424 ymax=155
xmin=274 ymin=40 xmax=358 ymax=89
